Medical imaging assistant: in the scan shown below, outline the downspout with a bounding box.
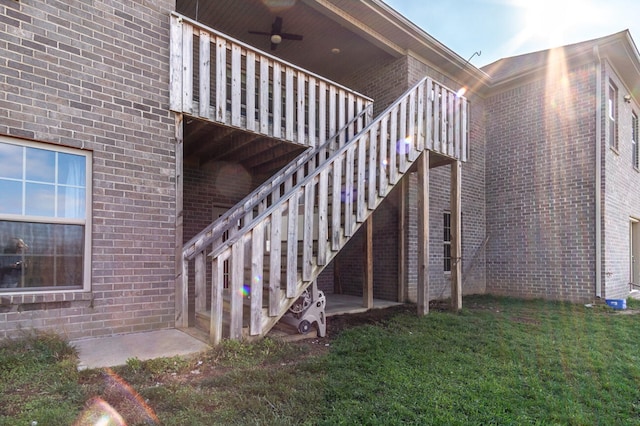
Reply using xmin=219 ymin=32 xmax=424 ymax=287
xmin=593 ymin=45 xmax=603 ymax=299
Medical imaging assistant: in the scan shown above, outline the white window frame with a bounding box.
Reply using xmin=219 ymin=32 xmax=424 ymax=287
xmin=0 ymin=135 xmax=92 ymax=293
xmin=609 ymin=81 xmax=618 ymax=151
xmin=633 ymin=111 xmax=640 ymax=170
xmin=444 ymin=212 xmax=451 ymax=273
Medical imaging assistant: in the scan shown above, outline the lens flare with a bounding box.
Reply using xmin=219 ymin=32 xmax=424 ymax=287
xmin=73 ymin=398 xmax=126 ymax=426
xmin=396 ymin=136 xmax=412 ymax=155
xmin=241 ymin=284 xmax=250 ymax=297
xmin=73 ymin=368 xmax=159 ymax=426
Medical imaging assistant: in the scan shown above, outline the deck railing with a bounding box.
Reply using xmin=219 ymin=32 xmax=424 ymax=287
xmin=170 ymin=12 xmax=373 ymax=147
xmin=187 ymin=76 xmax=467 ymax=343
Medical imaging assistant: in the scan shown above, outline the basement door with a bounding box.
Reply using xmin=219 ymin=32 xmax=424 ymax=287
xmin=632 ymin=219 xmax=640 ymax=286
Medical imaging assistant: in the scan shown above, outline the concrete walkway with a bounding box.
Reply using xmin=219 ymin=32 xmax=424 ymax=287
xmin=71 ymin=329 xmax=210 ymax=370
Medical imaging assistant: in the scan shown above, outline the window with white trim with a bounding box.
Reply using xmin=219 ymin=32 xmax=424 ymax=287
xmin=0 ymin=137 xmax=91 ymax=292
xmin=609 ymin=81 xmax=618 ymax=150
xmin=633 ymin=111 xmax=639 ymax=170
xmin=444 ymin=212 xmax=451 ymax=272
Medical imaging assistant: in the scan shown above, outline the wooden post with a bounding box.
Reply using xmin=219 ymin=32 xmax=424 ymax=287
xmin=174 ymin=113 xmax=188 ymax=328
xmin=417 ymin=151 xmax=429 ymax=315
xmin=363 ymin=218 xmax=373 ymax=309
xmin=451 ymin=160 xmax=462 ymax=311
xmin=398 ymin=178 xmax=407 ymax=303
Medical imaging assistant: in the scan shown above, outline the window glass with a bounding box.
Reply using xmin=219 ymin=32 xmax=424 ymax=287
xmin=0 ymin=138 xmax=89 ymax=292
xmin=26 ymin=147 xmax=56 ymax=183
xmin=0 ymin=181 xmax=22 ymax=215
xmin=0 ymin=221 xmax=84 ymax=289
xmin=444 ymin=212 xmax=451 ymax=272
xmin=0 ymin=143 xmax=22 ymax=179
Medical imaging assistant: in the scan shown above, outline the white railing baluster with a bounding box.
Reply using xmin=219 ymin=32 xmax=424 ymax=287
xmin=182 ymin=23 xmax=194 ymax=115
xmin=389 ymin=106 xmax=398 ymax=184
xmin=286 ymin=193 xmax=299 ymax=298
xmin=461 ymin=96 xmax=468 ymax=162
xmin=210 ymin=255 xmax=224 ymax=344
xmin=246 ymin=51 xmax=256 ymax=131
xmin=199 ymin=30 xmax=211 ymax=119
xmin=231 ymin=43 xmax=242 ymax=127
xmin=297 ymin=71 xmax=306 ymax=144
xmin=344 ymin=145 xmax=355 ymax=237
xmin=285 ymin=67 xmax=295 ymax=141
xmin=215 ymin=36 xmax=226 ymax=122
xmin=269 ymin=206 xmax=282 ymax=316
xmin=399 ymin=97 xmax=407 ymax=173
xmin=302 ymin=182 xmax=315 ymax=281
xmin=379 ymin=116 xmax=388 ymax=196
xmin=356 ymin=135 xmax=366 ymax=223
xmin=331 ymin=157 xmax=342 ymax=250
xmin=230 ymin=239 xmax=244 ymax=340
xmin=318 ymin=81 xmax=327 ymax=146
xmin=368 ymin=122 xmax=378 ymax=210
xmin=317 ymin=169 xmax=329 ymax=266
xmin=273 ymin=62 xmax=282 ymax=138
xmin=308 ymin=76 xmax=317 ymax=148
xmin=259 ymin=57 xmax=269 ymax=134
xmin=250 ymin=222 xmax=264 ymax=335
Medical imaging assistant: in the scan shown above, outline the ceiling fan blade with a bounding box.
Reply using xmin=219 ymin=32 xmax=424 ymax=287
xmin=271 ymin=42 xmax=278 ymax=51
xmin=248 ymin=30 xmax=271 ymax=36
xmin=281 ymin=33 xmax=303 ymax=41
xmin=272 ymin=16 xmax=283 ymax=34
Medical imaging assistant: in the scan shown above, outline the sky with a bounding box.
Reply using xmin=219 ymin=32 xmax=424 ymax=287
xmin=383 ymin=0 xmax=640 ymax=68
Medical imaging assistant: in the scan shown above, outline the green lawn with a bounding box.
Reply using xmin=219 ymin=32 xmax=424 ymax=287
xmin=2 ymin=296 xmax=640 ymax=425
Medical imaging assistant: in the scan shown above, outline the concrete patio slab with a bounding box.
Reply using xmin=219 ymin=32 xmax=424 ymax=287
xmin=71 ymin=329 xmax=210 ymax=370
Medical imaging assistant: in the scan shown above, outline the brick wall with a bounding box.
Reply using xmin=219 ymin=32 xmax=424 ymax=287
xmin=0 ymin=0 xmax=176 ymax=339
xmin=485 ymin=62 xmax=597 ymax=302
xmin=602 ymin=62 xmax=640 ymax=299
xmin=183 ymin=161 xmax=265 ymax=243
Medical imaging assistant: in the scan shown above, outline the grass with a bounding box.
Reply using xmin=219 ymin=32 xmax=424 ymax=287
xmin=3 ymin=296 xmax=640 ymax=425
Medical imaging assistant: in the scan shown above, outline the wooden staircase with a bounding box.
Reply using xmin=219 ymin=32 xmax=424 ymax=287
xmin=180 ymin=76 xmax=468 ymax=344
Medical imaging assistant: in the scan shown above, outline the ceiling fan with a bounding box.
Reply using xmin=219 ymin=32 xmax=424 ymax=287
xmin=249 ymin=16 xmax=303 ymax=51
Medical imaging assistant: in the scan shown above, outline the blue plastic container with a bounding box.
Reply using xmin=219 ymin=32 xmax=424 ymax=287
xmin=605 ymin=299 xmax=627 ymax=310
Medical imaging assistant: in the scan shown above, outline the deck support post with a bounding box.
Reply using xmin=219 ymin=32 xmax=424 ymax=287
xmin=451 ymin=160 xmax=462 ymax=311
xmin=174 ymin=113 xmax=188 ymax=328
xmin=398 ymin=178 xmax=407 ymax=303
xmin=363 ymin=218 xmax=374 ymax=309
xmin=417 ymin=151 xmax=429 ymax=315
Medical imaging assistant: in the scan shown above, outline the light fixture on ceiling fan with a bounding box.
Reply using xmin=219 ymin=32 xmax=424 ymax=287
xmin=249 ymin=16 xmax=303 ymax=50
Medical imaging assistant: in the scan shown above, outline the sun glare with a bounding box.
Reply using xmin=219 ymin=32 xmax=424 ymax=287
xmin=509 ymin=0 xmax=605 ymax=50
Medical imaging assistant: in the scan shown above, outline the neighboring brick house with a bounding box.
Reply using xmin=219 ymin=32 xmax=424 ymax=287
xmin=0 ymin=0 xmax=637 ymax=343
xmin=483 ymin=31 xmax=640 ymax=302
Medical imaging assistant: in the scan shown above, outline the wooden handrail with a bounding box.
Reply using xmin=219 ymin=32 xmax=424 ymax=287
xmin=201 ymin=76 xmax=468 ymax=343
